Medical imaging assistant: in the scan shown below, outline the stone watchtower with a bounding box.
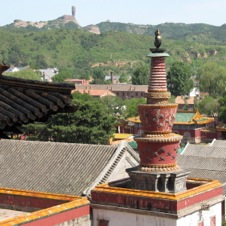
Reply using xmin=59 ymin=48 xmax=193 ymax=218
xmin=72 ymin=6 xmax=76 ymax=17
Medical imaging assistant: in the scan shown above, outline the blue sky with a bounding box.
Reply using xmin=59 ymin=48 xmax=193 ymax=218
xmin=1 ymin=0 xmax=226 ymax=27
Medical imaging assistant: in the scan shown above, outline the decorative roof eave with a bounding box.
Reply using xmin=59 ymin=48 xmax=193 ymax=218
xmin=174 ymin=119 xmax=214 ymax=125
xmin=0 ymin=75 xmax=75 ymax=132
xmin=173 ymin=122 xmax=195 ymax=125
xmin=193 ymin=118 xmax=215 ymax=125
xmin=192 ymin=110 xmax=203 ymax=121
xmin=127 ymin=117 xmax=213 ymax=125
xmin=127 ymin=116 xmax=141 ymax=123
xmin=0 ymin=75 xmax=74 ymax=94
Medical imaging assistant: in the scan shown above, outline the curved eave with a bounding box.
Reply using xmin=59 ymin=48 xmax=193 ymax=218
xmin=0 ymin=76 xmax=74 ymax=131
xmin=0 ymin=75 xmax=74 ymax=95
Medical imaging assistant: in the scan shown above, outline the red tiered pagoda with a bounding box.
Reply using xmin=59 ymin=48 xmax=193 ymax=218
xmin=91 ymin=31 xmax=224 ymax=226
xmin=127 ymin=30 xmax=189 ymax=193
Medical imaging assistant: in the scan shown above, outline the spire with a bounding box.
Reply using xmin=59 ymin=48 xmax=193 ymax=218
xmin=127 ymin=30 xmax=189 ymax=193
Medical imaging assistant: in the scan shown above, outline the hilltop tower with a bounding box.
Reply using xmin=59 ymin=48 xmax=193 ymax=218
xmin=72 ymin=6 xmax=76 ymax=17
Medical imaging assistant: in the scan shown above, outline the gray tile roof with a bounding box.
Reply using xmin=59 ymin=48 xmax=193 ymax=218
xmin=178 ymin=155 xmax=226 ymax=171
xmin=178 ymin=155 xmax=226 ymax=193
xmin=182 ymin=143 xmax=226 ymax=158
xmin=210 ymin=139 xmax=226 ymax=147
xmin=0 ymin=140 xmax=138 ymax=196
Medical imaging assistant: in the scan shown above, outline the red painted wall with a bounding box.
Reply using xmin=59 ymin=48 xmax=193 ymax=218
xmin=22 ymin=205 xmax=90 ymax=226
xmin=92 ymin=186 xmax=223 ymax=213
xmin=0 ymin=194 xmax=66 ymax=210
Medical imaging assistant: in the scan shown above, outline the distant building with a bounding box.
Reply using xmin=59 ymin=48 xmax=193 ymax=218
xmin=65 ymin=78 xmax=90 ymax=85
xmin=74 ymin=84 xmax=147 ymax=99
xmin=73 ymin=89 xmax=116 ymax=98
xmin=6 ymin=66 xmax=29 ymax=73
xmin=174 ymin=110 xmax=216 ymax=143
xmin=175 ymin=95 xmax=195 ymax=110
xmin=39 ymin=68 xmax=59 ymax=82
xmin=123 ymin=110 xmax=216 ymax=144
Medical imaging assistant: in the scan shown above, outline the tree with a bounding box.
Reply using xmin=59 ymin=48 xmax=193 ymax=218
xmin=5 ymin=69 xmax=42 ymax=81
xmin=124 ymin=98 xmax=146 ymax=118
xmin=34 ymin=54 xmax=48 ymax=69
xmin=21 ymin=93 xmax=115 ymax=144
xmin=119 ymin=72 xmax=129 ymax=83
xmin=167 ymin=62 xmax=193 ymax=96
xmin=218 ymin=94 xmax=226 ymax=123
xmin=91 ymin=67 xmax=105 ymax=84
xmin=52 ymin=68 xmax=74 ymax=83
xmin=131 ymin=62 xmax=149 ymax=85
xmin=197 ymin=95 xmax=219 ymax=117
xmin=197 ymin=62 xmax=226 ymax=97
xmin=101 ymin=96 xmax=126 ymax=122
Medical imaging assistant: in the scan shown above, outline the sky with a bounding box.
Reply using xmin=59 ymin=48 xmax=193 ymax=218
xmin=1 ymin=0 xmax=226 ymax=27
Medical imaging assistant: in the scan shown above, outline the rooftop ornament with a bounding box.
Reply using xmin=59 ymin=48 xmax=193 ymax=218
xmin=150 ymin=29 xmax=166 ymax=53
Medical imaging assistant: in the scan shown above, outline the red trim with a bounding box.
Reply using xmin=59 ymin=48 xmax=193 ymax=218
xmin=22 ymin=205 xmax=90 ymax=226
xmin=0 ymin=194 xmax=66 ymax=209
xmin=177 ymin=187 xmax=223 ymax=210
xmin=92 ymin=186 xmax=223 ymax=212
xmin=210 ymin=215 xmax=216 ymax=226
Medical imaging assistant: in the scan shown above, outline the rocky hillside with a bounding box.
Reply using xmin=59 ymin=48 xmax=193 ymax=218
xmin=4 ymin=16 xmax=226 ymax=43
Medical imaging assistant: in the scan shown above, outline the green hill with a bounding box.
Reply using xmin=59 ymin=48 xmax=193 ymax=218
xmin=1 ymin=19 xmax=226 ymax=79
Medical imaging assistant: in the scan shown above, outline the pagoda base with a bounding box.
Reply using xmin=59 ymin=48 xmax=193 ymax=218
xmin=126 ymin=166 xmax=189 ymax=193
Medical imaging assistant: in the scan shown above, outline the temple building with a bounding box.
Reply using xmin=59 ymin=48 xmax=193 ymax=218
xmin=91 ymin=31 xmax=224 ymax=226
xmin=121 ymin=109 xmax=216 ymax=144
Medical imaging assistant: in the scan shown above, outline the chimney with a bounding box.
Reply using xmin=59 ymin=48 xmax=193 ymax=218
xmin=110 ymin=71 xmax=114 ymax=84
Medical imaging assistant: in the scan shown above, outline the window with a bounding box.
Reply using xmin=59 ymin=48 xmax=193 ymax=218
xmin=210 ymin=216 xmax=216 ymax=226
xmin=99 ymin=219 xmax=109 ymax=226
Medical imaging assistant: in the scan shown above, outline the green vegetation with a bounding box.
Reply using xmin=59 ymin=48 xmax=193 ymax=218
xmin=20 ymin=93 xmax=147 ymax=144
xmin=21 ymin=92 xmax=115 ymax=144
xmin=2 ymin=21 xmax=226 ymax=82
xmin=167 ymin=62 xmax=193 ymax=96
xmin=198 ymin=62 xmax=226 ymax=97
xmin=3 ymin=21 xmax=226 ymax=121
xmin=5 ymin=69 xmax=42 ymax=80
xmin=198 ymin=96 xmax=220 ymax=117
xmin=131 ymin=62 xmax=149 ymax=85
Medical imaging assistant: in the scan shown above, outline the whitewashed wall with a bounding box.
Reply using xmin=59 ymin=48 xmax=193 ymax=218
xmin=93 ymin=202 xmax=222 ymax=226
xmin=55 ymin=215 xmax=91 ymax=226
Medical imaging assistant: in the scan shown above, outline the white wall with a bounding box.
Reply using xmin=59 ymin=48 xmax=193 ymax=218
xmin=177 ymin=202 xmax=222 ymax=226
xmin=93 ymin=202 xmax=222 ymax=226
xmin=93 ymin=208 xmax=177 ymax=226
xmin=55 ymin=215 xmax=91 ymax=226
